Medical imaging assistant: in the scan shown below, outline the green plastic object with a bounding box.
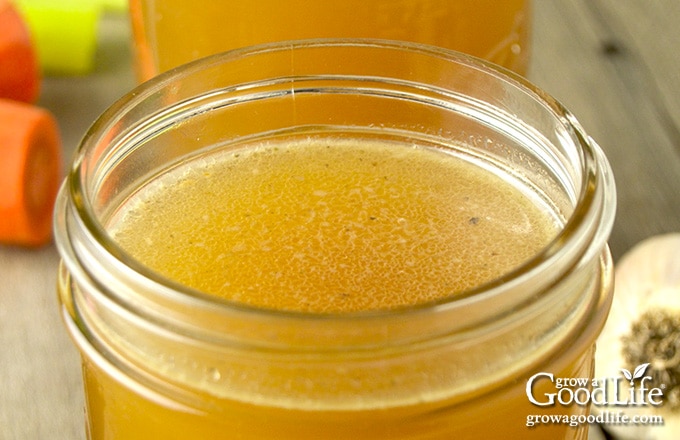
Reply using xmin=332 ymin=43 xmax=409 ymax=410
xmin=15 ymin=0 xmax=127 ymax=75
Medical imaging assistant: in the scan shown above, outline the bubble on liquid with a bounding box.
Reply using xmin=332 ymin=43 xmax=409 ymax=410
xmin=205 ymin=366 xmax=222 ymax=382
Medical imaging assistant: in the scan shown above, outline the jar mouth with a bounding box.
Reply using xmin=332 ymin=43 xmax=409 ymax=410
xmin=57 ymin=38 xmax=616 ymax=322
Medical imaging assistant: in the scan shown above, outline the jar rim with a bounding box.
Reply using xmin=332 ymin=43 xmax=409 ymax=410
xmin=57 ymin=38 xmax=616 ymax=322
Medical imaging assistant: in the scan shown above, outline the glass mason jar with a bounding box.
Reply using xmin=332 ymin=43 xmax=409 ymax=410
xmin=54 ymin=40 xmax=615 ymax=439
xmin=128 ymin=0 xmax=531 ymax=81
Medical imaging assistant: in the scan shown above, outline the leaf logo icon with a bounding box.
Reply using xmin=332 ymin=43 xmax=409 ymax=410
xmin=621 ymin=363 xmax=650 ymax=385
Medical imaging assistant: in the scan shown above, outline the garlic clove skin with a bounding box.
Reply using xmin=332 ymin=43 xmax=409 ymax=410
xmin=594 ymin=233 xmax=680 ymax=440
xmin=616 ymin=234 xmax=680 ymax=305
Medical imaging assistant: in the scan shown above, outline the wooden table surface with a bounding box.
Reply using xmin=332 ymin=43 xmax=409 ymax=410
xmin=1 ymin=1 xmax=678 ymax=439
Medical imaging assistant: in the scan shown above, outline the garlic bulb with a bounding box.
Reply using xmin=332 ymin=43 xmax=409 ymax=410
xmin=594 ymin=233 xmax=680 ymax=440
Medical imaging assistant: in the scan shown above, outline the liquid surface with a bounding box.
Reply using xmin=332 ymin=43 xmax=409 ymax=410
xmin=110 ymin=137 xmax=558 ymax=312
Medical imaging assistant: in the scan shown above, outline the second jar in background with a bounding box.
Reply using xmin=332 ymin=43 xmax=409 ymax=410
xmin=128 ymin=0 xmax=531 ymax=81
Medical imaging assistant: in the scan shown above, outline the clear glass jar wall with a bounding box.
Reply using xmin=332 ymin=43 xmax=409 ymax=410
xmin=129 ymin=0 xmax=532 ymax=80
xmin=54 ymin=40 xmax=615 ymax=439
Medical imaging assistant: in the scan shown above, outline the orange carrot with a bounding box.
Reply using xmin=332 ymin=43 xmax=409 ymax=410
xmin=0 ymin=98 xmax=61 ymax=247
xmin=0 ymin=0 xmax=40 ymax=103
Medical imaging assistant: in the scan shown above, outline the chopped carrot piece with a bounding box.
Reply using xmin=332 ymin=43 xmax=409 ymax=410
xmin=0 ymin=98 xmax=61 ymax=247
xmin=0 ymin=0 xmax=40 ymax=103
